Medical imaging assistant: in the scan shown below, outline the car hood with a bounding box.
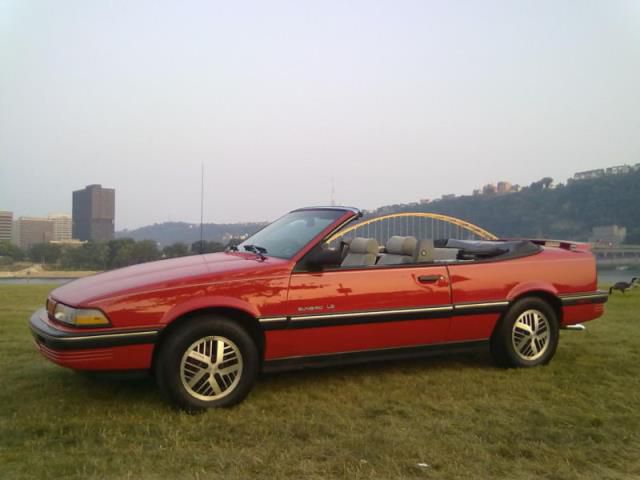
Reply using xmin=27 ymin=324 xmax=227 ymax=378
xmin=51 ymin=252 xmax=288 ymax=306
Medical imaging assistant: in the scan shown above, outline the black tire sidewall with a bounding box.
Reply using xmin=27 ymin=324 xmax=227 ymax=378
xmin=492 ymin=297 xmax=559 ymax=368
xmin=156 ymin=316 xmax=259 ymax=411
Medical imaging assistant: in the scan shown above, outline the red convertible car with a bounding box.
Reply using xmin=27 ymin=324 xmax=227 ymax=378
xmin=29 ymin=207 xmax=607 ymax=410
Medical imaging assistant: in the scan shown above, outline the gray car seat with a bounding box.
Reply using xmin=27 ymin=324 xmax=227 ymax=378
xmin=433 ymin=247 xmax=459 ymax=261
xmin=413 ymin=238 xmax=457 ymax=262
xmin=377 ymin=236 xmax=417 ymax=265
xmin=413 ymin=239 xmax=435 ymax=263
xmin=341 ymin=237 xmax=379 ymax=267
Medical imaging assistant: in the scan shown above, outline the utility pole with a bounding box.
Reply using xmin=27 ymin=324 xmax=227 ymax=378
xmin=330 ymin=177 xmax=336 ymax=206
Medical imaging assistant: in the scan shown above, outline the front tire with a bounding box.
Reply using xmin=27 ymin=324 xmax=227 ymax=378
xmin=491 ymin=297 xmax=559 ymax=368
xmin=155 ymin=316 xmax=259 ymax=411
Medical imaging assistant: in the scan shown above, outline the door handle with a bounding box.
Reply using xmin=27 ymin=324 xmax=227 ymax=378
xmin=418 ymin=274 xmax=443 ymax=283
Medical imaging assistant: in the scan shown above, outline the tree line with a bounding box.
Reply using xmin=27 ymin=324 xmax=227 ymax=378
xmin=0 ymin=239 xmax=236 ymax=270
xmin=3 ymin=169 xmax=638 ymax=270
xmin=372 ymin=170 xmax=640 ymax=243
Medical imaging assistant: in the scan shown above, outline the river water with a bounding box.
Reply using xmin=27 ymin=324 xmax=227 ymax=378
xmin=597 ymin=267 xmax=640 ymax=286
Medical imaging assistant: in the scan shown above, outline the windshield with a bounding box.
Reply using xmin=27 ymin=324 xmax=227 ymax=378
xmin=238 ymin=209 xmax=345 ymax=259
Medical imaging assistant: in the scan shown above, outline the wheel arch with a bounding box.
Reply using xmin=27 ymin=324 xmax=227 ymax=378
xmin=514 ymin=290 xmax=562 ymax=323
xmin=505 ymin=281 xmax=562 ymax=322
xmin=152 ymin=306 xmax=265 ymax=373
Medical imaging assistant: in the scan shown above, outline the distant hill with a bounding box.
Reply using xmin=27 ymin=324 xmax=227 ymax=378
xmin=116 ymin=221 xmax=265 ymax=246
xmin=118 ymin=169 xmax=640 ymax=246
xmin=370 ymin=169 xmax=640 ymax=243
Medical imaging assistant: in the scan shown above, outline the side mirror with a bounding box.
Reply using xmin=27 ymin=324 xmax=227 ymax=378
xmin=305 ymin=248 xmax=342 ymax=271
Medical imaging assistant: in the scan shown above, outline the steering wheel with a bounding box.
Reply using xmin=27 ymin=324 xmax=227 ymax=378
xmin=338 ymin=239 xmax=351 ymax=260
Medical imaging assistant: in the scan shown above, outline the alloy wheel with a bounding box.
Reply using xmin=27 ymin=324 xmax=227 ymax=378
xmin=180 ymin=336 xmax=243 ymax=401
xmin=511 ymin=309 xmax=551 ymax=362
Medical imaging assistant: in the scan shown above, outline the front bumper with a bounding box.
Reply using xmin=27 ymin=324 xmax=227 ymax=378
xmin=29 ymin=308 xmax=159 ymax=371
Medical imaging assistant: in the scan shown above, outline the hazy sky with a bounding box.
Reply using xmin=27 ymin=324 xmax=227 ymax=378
xmin=1 ymin=1 xmax=639 ymax=229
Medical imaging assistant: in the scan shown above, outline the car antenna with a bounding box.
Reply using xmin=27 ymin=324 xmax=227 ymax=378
xmin=200 ymin=163 xmax=204 ymax=254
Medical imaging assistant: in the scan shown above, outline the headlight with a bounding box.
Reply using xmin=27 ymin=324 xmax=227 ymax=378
xmin=53 ymin=303 xmax=111 ymax=327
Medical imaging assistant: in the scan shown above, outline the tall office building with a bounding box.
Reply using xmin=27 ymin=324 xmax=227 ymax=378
xmin=72 ymin=184 xmax=115 ymax=242
xmin=0 ymin=211 xmax=12 ymax=242
xmin=49 ymin=214 xmax=72 ymax=241
xmin=11 ymin=221 xmax=20 ymax=245
xmin=17 ymin=217 xmax=54 ymax=249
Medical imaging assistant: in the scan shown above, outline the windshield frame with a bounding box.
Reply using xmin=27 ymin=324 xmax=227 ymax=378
xmin=237 ymin=208 xmax=359 ymax=261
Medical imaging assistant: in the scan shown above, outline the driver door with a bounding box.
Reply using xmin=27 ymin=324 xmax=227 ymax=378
xmin=270 ymin=264 xmax=452 ymax=359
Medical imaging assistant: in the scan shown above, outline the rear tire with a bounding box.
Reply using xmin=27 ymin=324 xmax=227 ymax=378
xmin=155 ymin=316 xmax=259 ymax=411
xmin=490 ymin=297 xmax=559 ymax=368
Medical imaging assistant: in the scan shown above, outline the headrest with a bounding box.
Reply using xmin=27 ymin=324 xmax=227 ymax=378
xmin=349 ymin=237 xmax=379 ymax=255
xmin=386 ymin=236 xmax=417 ymax=255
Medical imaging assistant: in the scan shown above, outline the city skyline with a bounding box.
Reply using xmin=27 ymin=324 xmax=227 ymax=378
xmin=2 ymin=160 xmax=639 ymax=231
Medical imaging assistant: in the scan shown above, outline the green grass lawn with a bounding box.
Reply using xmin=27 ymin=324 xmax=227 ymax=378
xmin=1 ymin=285 xmax=639 ymax=479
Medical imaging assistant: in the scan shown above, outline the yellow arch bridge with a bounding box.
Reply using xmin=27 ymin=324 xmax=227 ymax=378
xmin=327 ymin=212 xmax=498 ymax=245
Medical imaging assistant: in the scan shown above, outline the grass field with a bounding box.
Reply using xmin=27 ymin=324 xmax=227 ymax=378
xmin=1 ymin=285 xmax=639 ymax=479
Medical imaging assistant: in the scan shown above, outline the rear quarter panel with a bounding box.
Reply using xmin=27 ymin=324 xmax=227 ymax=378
xmin=448 ymin=248 xmax=597 ymax=303
xmin=447 ymin=247 xmax=598 ymax=339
